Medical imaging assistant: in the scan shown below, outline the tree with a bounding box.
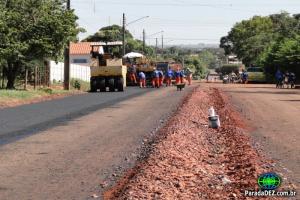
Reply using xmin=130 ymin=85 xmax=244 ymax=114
xmin=0 ymin=0 xmax=80 ymax=89
xmin=82 ymin=25 xmax=133 ymax=42
xmin=83 ymin=25 xmax=155 ymax=56
xmin=220 ymin=36 xmax=233 ymax=55
xmin=220 ymin=12 xmax=300 ymax=81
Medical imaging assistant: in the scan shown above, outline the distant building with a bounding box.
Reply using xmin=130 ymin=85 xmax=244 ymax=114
xmin=69 ymin=42 xmax=93 ymax=67
xmin=207 ymin=69 xmax=220 ymax=82
xmin=227 ymin=55 xmax=242 ymax=65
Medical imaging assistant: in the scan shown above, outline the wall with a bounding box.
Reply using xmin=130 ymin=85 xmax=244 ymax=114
xmin=50 ymin=61 xmax=90 ymax=83
xmin=70 ymin=54 xmax=91 ymax=67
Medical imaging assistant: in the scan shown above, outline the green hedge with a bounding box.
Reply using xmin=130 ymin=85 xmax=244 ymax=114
xmin=218 ymin=64 xmax=241 ymax=75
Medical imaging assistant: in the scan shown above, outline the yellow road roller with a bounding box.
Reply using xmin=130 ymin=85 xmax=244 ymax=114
xmin=90 ymin=42 xmax=127 ymax=92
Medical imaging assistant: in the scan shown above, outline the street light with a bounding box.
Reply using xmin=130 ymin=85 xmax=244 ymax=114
xmin=122 ymin=14 xmax=149 ymax=56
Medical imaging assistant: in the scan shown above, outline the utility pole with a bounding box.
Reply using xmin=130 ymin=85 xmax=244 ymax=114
xmin=122 ymin=13 xmax=126 ymax=56
xmin=161 ymin=35 xmax=164 ymax=54
xmin=143 ymin=29 xmax=146 ymax=53
xmin=155 ymin=38 xmax=158 ymax=59
xmin=64 ymin=0 xmax=71 ymax=90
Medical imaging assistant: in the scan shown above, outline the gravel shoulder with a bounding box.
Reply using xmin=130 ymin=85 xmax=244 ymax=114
xmin=104 ymin=86 xmax=296 ymax=199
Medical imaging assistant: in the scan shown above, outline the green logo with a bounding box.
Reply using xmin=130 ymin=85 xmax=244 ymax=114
xmin=258 ymin=173 xmax=281 ymax=190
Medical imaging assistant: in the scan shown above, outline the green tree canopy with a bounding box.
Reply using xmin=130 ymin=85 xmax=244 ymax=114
xmin=82 ymin=25 xmax=133 ymax=42
xmin=220 ymin=12 xmax=300 ymax=81
xmin=0 ymin=0 xmax=81 ymax=89
xmin=82 ymin=25 xmax=155 ymax=56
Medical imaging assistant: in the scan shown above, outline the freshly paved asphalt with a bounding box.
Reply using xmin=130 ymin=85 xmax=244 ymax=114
xmin=0 ymin=87 xmax=150 ymax=145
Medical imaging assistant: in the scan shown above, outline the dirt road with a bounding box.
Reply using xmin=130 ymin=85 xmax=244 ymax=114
xmin=0 ymin=86 xmax=195 ymax=200
xmin=219 ymin=83 xmax=300 ymax=187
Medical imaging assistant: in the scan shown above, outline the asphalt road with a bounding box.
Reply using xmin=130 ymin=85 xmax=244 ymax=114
xmin=0 ymin=85 xmax=196 ymax=200
xmin=0 ymin=87 xmax=151 ymax=145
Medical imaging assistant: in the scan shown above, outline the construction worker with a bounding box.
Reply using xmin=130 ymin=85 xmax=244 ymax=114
xmin=185 ymin=68 xmax=193 ymax=85
xmin=175 ymin=68 xmax=182 ymax=84
xmin=129 ymin=64 xmax=137 ymax=85
xmin=152 ymin=69 xmax=160 ymax=88
xmin=158 ymin=70 xmax=164 ymax=87
xmin=165 ymin=69 xmax=174 ymax=86
xmin=180 ymin=70 xmax=185 ymax=84
xmin=138 ymin=71 xmax=146 ymax=88
xmin=175 ymin=68 xmax=185 ymax=84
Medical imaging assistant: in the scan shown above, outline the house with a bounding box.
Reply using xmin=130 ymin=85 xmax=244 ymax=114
xmin=69 ymin=42 xmax=93 ymax=67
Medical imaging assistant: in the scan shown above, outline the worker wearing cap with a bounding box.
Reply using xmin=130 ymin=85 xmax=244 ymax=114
xmin=152 ymin=69 xmax=160 ymax=88
xmin=138 ymin=71 xmax=146 ymax=88
xmin=165 ymin=69 xmax=174 ymax=86
xmin=158 ymin=70 xmax=164 ymax=87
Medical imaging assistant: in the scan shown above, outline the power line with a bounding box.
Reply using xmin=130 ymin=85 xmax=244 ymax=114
xmin=148 ymin=37 xmax=217 ymax=41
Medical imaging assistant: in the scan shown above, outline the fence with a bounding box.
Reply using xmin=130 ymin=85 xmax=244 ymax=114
xmin=49 ymin=61 xmax=90 ymax=83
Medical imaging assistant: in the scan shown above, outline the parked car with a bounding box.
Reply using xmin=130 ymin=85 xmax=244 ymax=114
xmin=246 ymin=67 xmax=266 ymax=82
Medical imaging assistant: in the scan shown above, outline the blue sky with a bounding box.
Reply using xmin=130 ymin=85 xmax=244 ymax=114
xmin=72 ymin=0 xmax=300 ymax=45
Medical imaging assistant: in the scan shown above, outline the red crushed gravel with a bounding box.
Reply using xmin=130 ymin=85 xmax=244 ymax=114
xmin=104 ymin=87 xmax=287 ymax=200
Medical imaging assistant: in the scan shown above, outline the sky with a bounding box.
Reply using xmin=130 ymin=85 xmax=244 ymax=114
xmin=72 ymin=0 xmax=300 ymax=45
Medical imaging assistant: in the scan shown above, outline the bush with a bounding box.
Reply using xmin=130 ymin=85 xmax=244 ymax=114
xmin=70 ymin=79 xmax=90 ymax=91
xmin=74 ymin=80 xmax=81 ymax=90
xmin=219 ymin=64 xmax=241 ymax=75
xmin=38 ymin=87 xmax=53 ymax=94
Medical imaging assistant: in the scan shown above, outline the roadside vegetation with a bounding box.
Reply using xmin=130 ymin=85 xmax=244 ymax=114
xmin=0 ymin=0 xmax=82 ymax=89
xmin=220 ymin=12 xmax=300 ymax=81
xmin=0 ymin=88 xmax=68 ymax=100
xmin=0 ymin=88 xmax=77 ymax=108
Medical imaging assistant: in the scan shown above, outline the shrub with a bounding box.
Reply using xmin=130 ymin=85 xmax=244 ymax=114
xmin=219 ymin=64 xmax=241 ymax=75
xmin=38 ymin=87 xmax=53 ymax=94
xmin=70 ymin=79 xmax=90 ymax=91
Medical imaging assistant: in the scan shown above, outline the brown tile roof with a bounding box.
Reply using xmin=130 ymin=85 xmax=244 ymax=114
xmin=70 ymin=42 xmax=92 ymax=55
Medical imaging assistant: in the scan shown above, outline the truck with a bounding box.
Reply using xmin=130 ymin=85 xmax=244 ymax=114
xmin=90 ymin=41 xmax=127 ymax=92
